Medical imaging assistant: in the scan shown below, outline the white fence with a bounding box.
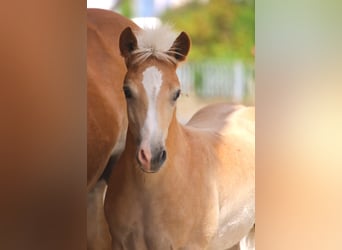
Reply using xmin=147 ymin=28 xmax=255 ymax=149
xmin=177 ymin=61 xmax=255 ymax=103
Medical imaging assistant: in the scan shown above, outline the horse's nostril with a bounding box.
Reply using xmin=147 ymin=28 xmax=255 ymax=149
xmin=160 ymin=150 xmax=167 ymax=162
xmin=150 ymin=148 xmax=167 ymax=169
xmin=140 ymin=149 xmax=147 ymax=162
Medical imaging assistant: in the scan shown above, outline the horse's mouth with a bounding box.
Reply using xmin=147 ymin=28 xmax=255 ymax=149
xmin=137 ymin=164 xmax=158 ymax=174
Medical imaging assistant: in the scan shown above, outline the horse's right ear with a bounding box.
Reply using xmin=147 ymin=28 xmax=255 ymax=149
xmin=119 ymin=27 xmax=138 ymax=60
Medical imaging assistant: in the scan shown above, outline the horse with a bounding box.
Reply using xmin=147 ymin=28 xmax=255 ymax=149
xmin=104 ymin=25 xmax=255 ymax=249
xmin=87 ymin=8 xmax=139 ymax=191
xmin=87 ymin=9 xmax=139 ymax=250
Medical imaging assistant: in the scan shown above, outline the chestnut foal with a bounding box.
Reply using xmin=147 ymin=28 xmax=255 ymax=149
xmin=105 ymin=26 xmax=255 ymax=250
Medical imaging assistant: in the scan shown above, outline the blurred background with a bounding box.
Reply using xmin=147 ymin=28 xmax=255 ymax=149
xmin=87 ymin=0 xmax=254 ymax=122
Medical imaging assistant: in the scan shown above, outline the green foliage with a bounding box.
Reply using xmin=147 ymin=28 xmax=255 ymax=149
xmin=117 ymin=0 xmax=133 ymax=18
xmin=162 ymin=0 xmax=254 ymax=62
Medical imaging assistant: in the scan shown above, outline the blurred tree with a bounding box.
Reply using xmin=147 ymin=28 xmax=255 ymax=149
xmin=162 ymin=0 xmax=254 ymax=62
xmin=115 ymin=0 xmax=133 ymax=18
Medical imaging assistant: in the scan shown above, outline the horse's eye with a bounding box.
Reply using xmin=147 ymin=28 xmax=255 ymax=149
xmin=123 ymin=86 xmax=133 ymax=99
xmin=173 ymin=89 xmax=181 ymax=101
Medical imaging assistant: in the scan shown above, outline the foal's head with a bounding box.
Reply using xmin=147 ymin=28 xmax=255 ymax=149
xmin=119 ymin=26 xmax=190 ymax=173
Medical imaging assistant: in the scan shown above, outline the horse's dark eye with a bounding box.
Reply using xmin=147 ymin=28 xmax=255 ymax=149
xmin=173 ymin=89 xmax=181 ymax=101
xmin=123 ymin=86 xmax=133 ymax=99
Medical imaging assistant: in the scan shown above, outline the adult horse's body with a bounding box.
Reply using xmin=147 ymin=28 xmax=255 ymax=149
xmin=87 ymin=9 xmax=139 ymax=250
xmin=87 ymin=8 xmax=139 ymax=191
xmin=105 ymin=26 xmax=255 ymax=249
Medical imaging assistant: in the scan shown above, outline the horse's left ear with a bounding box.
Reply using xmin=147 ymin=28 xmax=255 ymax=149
xmin=119 ymin=27 xmax=138 ymax=60
xmin=168 ymin=32 xmax=191 ymax=63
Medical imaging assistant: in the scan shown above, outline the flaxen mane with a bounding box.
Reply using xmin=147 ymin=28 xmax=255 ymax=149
xmin=131 ymin=25 xmax=183 ymax=64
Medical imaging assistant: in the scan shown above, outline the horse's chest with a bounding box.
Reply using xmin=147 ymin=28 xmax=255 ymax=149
xmin=117 ymin=198 xmax=215 ymax=249
xmin=117 ymin=219 xmax=174 ymax=250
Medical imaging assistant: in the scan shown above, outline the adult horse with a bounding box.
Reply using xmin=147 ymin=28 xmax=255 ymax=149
xmin=87 ymin=9 xmax=139 ymax=250
xmin=105 ymin=26 xmax=255 ymax=249
xmin=87 ymin=8 xmax=139 ymax=191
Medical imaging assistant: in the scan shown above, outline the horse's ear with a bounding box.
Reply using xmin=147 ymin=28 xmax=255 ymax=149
xmin=119 ymin=27 xmax=138 ymax=60
xmin=168 ymin=31 xmax=191 ymax=63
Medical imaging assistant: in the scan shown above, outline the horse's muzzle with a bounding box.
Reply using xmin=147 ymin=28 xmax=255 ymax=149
xmin=137 ymin=146 xmax=167 ymax=173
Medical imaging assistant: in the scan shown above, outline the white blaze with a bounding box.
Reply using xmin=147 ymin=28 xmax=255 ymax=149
xmin=141 ymin=66 xmax=162 ymax=141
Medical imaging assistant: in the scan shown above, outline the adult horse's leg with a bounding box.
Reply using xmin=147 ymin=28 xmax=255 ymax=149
xmin=87 ymin=154 xmax=123 ymax=250
xmin=87 ymin=180 xmax=111 ymax=250
xmin=87 ymin=154 xmax=123 ymax=249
